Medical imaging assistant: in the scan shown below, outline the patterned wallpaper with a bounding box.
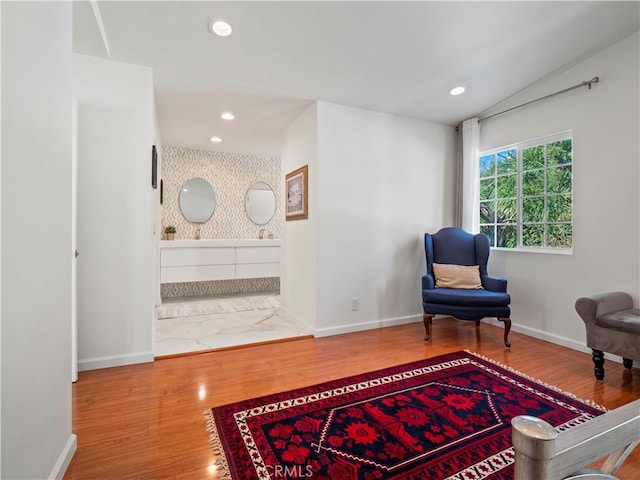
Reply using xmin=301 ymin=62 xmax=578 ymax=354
xmin=160 ymin=146 xmax=281 ymax=298
xmin=161 ymin=146 xmax=282 ymax=240
xmin=161 ymin=277 xmax=280 ymax=298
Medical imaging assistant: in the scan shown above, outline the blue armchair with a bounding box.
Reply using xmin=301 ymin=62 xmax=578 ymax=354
xmin=422 ymin=227 xmax=512 ymax=347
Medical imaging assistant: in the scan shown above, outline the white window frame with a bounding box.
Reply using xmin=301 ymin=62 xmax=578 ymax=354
xmin=479 ymin=131 xmax=573 ymax=254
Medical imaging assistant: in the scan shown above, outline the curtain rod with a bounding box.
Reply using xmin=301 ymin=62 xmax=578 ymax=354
xmin=478 ymin=76 xmax=599 ymax=122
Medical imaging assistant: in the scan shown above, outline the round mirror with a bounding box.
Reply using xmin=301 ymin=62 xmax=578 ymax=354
xmin=245 ymin=182 xmax=276 ymax=225
xmin=179 ymin=178 xmax=216 ymax=223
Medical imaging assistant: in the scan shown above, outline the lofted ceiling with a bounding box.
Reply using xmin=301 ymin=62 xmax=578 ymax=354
xmin=72 ymin=1 xmax=640 ymax=155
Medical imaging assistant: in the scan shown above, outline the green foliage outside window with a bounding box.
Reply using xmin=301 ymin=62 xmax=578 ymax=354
xmin=479 ymin=136 xmax=572 ymax=249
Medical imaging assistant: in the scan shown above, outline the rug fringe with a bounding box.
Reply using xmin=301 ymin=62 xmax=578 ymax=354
xmin=463 ymin=350 xmax=607 ymax=412
xmin=204 ymin=409 xmax=232 ymax=480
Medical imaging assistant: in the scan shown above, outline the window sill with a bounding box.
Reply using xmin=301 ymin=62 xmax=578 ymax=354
xmin=491 ymin=247 xmax=573 ymax=255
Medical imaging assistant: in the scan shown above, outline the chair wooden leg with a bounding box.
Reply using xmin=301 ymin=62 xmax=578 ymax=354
xmin=593 ymin=349 xmax=605 ymax=380
xmin=623 ymin=358 xmax=633 ymax=369
xmin=498 ymin=318 xmax=511 ymax=348
xmin=475 ymin=320 xmax=480 ymax=327
xmin=423 ymin=314 xmax=433 ymax=341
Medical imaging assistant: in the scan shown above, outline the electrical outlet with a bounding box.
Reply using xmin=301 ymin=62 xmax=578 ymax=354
xmin=351 ymin=297 xmax=360 ymax=311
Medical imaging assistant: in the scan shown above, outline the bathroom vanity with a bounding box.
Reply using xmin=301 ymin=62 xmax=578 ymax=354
xmin=159 ymin=239 xmax=280 ymax=284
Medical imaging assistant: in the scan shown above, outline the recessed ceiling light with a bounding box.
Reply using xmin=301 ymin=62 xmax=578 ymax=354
xmin=449 ymin=86 xmax=466 ymax=96
xmin=210 ymin=136 xmax=222 ymax=143
xmin=210 ymin=20 xmax=233 ymax=37
xmin=221 ymin=112 xmax=235 ymax=120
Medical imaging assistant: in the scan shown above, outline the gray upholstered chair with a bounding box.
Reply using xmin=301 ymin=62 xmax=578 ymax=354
xmin=575 ymin=292 xmax=640 ymax=381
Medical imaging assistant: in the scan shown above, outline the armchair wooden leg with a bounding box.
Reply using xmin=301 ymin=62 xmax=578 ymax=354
xmin=423 ymin=314 xmax=433 ymax=342
xmin=498 ymin=318 xmax=511 ymax=348
xmin=592 ymin=349 xmax=605 ymax=381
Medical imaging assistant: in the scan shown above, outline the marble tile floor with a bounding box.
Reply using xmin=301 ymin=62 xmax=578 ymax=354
xmin=154 ymin=292 xmax=312 ymax=357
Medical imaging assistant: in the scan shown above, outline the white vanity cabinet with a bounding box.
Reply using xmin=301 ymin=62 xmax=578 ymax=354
xmin=236 ymin=245 xmax=280 ymax=279
xmin=160 ymin=239 xmax=280 ymax=284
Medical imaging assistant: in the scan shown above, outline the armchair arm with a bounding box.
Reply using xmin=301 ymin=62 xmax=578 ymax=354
xmin=575 ymin=292 xmax=633 ymax=326
xmin=481 ymin=274 xmax=507 ymax=292
xmin=422 ymin=274 xmax=435 ymax=290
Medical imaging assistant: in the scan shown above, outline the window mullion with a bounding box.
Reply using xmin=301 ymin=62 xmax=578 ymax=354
xmin=517 ymin=148 xmax=523 ymax=248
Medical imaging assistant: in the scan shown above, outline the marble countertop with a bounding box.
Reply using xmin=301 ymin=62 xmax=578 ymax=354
xmin=160 ymin=239 xmax=281 ymax=248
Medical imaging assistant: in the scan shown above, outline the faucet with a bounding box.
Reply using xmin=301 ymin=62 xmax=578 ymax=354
xmin=259 ymin=229 xmax=265 ymax=239
xmin=195 ymin=227 xmax=201 ymax=240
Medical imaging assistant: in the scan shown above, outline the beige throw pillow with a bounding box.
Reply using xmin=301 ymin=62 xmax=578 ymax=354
xmin=433 ymin=263 xmax=483 ymax=289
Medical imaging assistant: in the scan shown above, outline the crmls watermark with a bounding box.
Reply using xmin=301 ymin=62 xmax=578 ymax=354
xmin=265 ymin=464 xmax=314 ymax=478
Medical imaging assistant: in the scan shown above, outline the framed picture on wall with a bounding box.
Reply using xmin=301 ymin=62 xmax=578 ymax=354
xmin=285 ymin=164 xmax=308 ymax=221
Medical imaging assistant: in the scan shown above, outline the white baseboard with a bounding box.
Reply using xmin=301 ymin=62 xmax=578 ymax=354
xmin=278 ymin=304 xmax=315 ymax=333
xmin=314 ymin=314 xmax=421 ymax=338
xmin=483 ymin=318 xmax=624 ymax=365
xmin=276 ymin=305 xmax=421 ymax=338
xmin=78 ymin=351 xmax=154 ymax=371
xmin=266 ymin=307 xmax=627 ymax=367
xmin=49 ymin=434 xmax=77 ymax=480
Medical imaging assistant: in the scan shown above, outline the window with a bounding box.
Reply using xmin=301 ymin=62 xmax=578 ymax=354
xmin=479 ymin=132 xmax=573 ymax=250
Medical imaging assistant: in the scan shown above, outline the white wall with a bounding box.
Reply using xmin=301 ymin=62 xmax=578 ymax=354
xmin=1 ymin=2 xmax=76 ymax=478
xmin=315 ymin=102 xmax=455 ymax=335
xmin=73 ymin=54 xmax=156 ymax=370
xmin=0 ymin=3 xmax=3 ymax=473
xmin=479 ymin=32 xmax=640 ymax=351
xmin=281 ymin=104 xmax=318 ymax=330
xmin=281 ymin=102 xmax=455 ymax=335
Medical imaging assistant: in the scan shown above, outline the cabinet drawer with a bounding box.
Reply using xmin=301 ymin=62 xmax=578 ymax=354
xmin=236 ymin=246 xmax=280 ymax=264
xmin=236 ymin=262 xmax=280 ymax=279
xmin=161 ymin=247 xmax=235 ymax=267
xmin=161 ymin=265 xmax=235 ymax=284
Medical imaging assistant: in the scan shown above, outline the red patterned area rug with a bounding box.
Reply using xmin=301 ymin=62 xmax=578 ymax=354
xmin=204 ymin=350 xmax=604 ymax=479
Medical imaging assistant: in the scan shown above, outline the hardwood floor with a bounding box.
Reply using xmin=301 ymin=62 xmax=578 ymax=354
xmin=64 ymin=319 xmax=640 ymax=479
